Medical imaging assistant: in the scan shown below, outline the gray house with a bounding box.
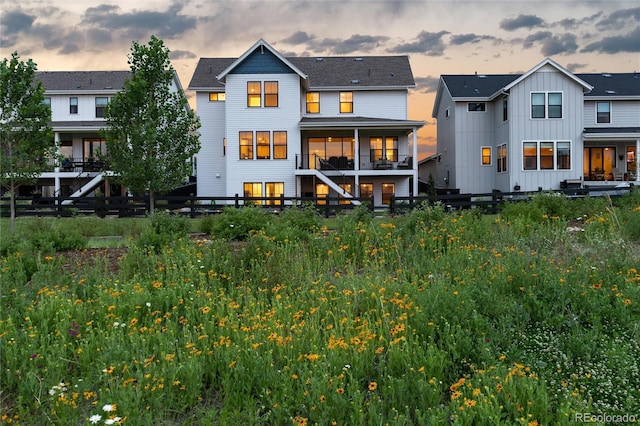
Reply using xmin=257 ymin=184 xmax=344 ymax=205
xmin=430 ymin=58 xmax=640 ymax=193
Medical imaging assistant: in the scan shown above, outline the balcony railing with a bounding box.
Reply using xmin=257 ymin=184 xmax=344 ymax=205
xmin=58 ymin=157 xmax=107 ymax=173
xmin=296 ymin=154 xmax=413 ymax=171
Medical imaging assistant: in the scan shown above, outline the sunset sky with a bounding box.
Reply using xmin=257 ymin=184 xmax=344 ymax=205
xmin=2 ymin=0 xmax=639 ymax=158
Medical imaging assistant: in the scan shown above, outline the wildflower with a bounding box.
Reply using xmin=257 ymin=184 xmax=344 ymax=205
xmin=623 ymin=299 xmax=631 ymax=305
xmin=451 ymin=390 xmax=462 ymax=400
xmin=319 ymin=395 xmax=326 ymax=402
xmin=102 ymin=404 xmax=116 ymax=412
xmin=88 ymin=414 xmax=102 ymax=424
xmin=464 ymin=397 xmax=477 ymax=407
xmin=105 ymin=417 xmax=122 ymax=425
xmin=528 ymin=421 xmax=539 ymax=426
xmin=336 ymin=388 xmax=345 ymax=394
xmin=68 ymin=322 xmax=79 ymax=337
xmin=102 ymin=366 xmax=115 ymax=374
xmin=368 ymin=381 xmax=377 ymax=391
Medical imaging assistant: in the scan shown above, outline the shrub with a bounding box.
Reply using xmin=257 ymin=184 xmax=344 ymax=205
xmin=135 ymin=211 xmax=190 ymax=251
xmin=207 ymin=205 xmax=271 ymax=240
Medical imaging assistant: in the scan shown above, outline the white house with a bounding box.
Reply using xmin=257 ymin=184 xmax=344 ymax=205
xmin=32 ymin=70 xmax=188 ymax=199
xmin=430 ymin=58 xmax=640 ymax=194
xmin=188 ymin=39 xmax=424 ymax=206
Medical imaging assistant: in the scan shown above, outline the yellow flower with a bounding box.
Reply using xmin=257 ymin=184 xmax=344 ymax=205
xmin=336 ymin=388 xmax=345 ymax=394
xmin=464 ymin=398 xmax=476 ymax=407
xmin=165 ymin=353 xmax=175 ymax=362
xmin=368 ymin=381 xmax=377 ymax=391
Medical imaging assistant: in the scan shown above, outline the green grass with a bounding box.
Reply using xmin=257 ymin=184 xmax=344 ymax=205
xmin=1 ymin=197 xmax=639 ymax=425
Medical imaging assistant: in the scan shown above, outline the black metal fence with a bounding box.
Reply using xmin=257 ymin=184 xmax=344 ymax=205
xmin=1 ymin=185 xmax=634 ymax=219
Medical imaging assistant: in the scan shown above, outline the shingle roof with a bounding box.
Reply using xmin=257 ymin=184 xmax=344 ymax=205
xmin=188 ymin=56 xmax=415 ymax=90
xmin=441 ymin=72 xmax=639 ymax=99
xmin=37 ymin=71 xmax=130 ymax=91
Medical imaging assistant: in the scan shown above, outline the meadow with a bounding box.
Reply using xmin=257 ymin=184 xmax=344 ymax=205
xmin=1 ymin=193 xmax=639 ymax=425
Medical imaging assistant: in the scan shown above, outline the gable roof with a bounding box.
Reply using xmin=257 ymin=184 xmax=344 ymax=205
xmin=216 ymin=39 xmax=307 ymax=82
xmin=188 ymin=42 xmax=415 ymax=91
xmin=37 ymin=71 xmax=130 ymax=93
xmin=502 ymin=58 xmax=592 ymax=93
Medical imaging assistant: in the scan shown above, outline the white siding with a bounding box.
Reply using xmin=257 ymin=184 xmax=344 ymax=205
xmin=584 ymin=100 xmax=640 ymax=127
xmin=195 ymin=92 xmax=226 ymax=197
xmin=433 ymin=91 xmax=456 ymax=190
xmin=306 ymin=90 xmax=408 ymax=119
xmin=50 ymin=94 xmax=113 ymax=122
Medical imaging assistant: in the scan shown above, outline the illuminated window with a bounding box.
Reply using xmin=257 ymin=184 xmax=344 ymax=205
xmin=247 ymin=82 xmax=261 ymax=107
xmin=597 ymin=102 xmax=610 ymax=123
xmin=540 ymin=142 xmax=554 ymax=170
xmin=306 ymin=92 xmax=320 ymax=113
xmin=523 ymin=142 xmax=538 ymax=170
xmin=257 ymin=131 xmax=270 ymax=159
xmin=359 ymin=183 xmax=373 ymax=202
xmin=265 ymin=182 xmax=284 ymax=205
xmin=385 ymin=137 xmax=398 ymax=162
xmin=264 ymin=81 xmax=278 ymax=107
xmin=316 ymin=183 xmax=329 ymax=205
xmin=338 ymin=183 xmax=352 ymax=204
xmin=209 ymin=92 xmax=226 ymax=102
xmin=273 ymin=131 xmax=287 ymax=159
xmin=381 ymin=183 xmax=395 ymax=205
xmin=481 ymin=146 xmax=492 ymax=165
xmin=70 ymin=97 xmax=78 ymax=114
xmin=95 ymin=97 xmax=108 ymax=118
xmin=243 ymin=182 xmax=262 ymax=205
xmin=339 ymin=92 xmax=353 ymax=113
xmin=239 ymin=131 xmax=253 ymax=160
xmin=370 ymin=137 xmax=383 ymax=161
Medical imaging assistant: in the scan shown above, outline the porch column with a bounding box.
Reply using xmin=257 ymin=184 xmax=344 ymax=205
xmin=54 ymin=132 xmax=61 ymax=200
xmin=354 ymin=128 xmax=359 ymax=171
xmin=412 ymin=128 xmax=418 ymax=196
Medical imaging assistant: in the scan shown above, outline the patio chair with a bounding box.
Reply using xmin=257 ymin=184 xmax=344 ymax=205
xmin=611 ymin=167 xmax=623 ymax=181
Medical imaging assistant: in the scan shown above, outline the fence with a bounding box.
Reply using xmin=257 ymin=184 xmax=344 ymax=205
xmin=1 ymin=185 xmax=634 ymax=219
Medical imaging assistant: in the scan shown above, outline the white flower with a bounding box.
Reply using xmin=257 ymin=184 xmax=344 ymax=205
xmin=102 ymin=404 xmax=115 ymax=412
xmin=344 ymin=364 xmax=351 ymax=369
xmin=105 ymin=417 xmax=121 ymax=425
xmin=88 ymin=414 xmax=102 ymax=424
xmin=113 ymin=322 xmax=120 ymax=327
xmin=146 ymin=302 xmax=151 ymax=308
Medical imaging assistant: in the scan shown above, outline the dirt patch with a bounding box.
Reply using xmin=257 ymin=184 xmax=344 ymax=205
xmin=58 ymin=247 xmax=128 ymax=275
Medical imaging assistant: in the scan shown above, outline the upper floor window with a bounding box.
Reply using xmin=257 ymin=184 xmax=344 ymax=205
xmin=247 ymin=82 xmax=261 ymax=107
xmin=597 ymin=101 xmax=610 ymax=123
xmin=467 ymin=102 xmax=486 ymax=112
xmin=209 ymin=92 xmax=225 ymax=102
xmin=481 ymin=147 xmax=491 ymax=165
xmin=306 ymin=92 xmax=320 ymax=113
xmin=339 ymin=92 xmax=353 ymax=113
xmin=95 ymin=97 xmax=108 ymax=118
xmin=264 ymin=81 xmax=278 ymax=107
xmin=42 ymin=97 xmax=51 ymax=106
xmin=502 ymin=97 xmax=508 ymax=121
xmin=70 ymin=97 xmax=78 ymax=114
xmin=445 ymin=107 xmax=451 ymax=118
xmin=531 ymin=92 xmax=562 ymax=119
xmin=257 ymin=131 xmax=270 ymax=159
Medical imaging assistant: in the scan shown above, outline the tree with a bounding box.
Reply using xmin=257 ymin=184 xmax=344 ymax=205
xmin=0 ymin=52 xmax=54 ymax=232
xmin=102 ymin=35 xmax=200 ymax=214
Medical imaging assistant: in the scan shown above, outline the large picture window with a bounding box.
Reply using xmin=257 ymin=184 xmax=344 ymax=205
xmin=523 ymin=140 xmax=571 ymax=170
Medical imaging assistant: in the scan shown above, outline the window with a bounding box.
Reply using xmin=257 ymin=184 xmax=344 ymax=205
xmin=247 ymin=82 xmax=261 ymax=107
xmin=370 ymin=137 xmax=397 ymax=162
xmin=557 ymin=141 xmax=571 ymax=170
xmin=239 ymin=131 xmax=253 ymax=159
xmin=381 ymin=183 xmax=395 ymax=205
xmin=627 ymin=146 xmax=637 ymax=180
xmin=243 ymin=182 xmax=262 ymax=205
xmin=223 ymin=137 xmax=226 ymax=156
xmin=264 ymin=81 xmax=278 ymax=107
xmin=338 ymin=183 xmax=353 ymax=204
xmin=370 ymin=137 xmax=383 ymax=161
xmin=256 ymin=131 xmax=270 ymax=159
xmin=42 ymin=97 xmax=51 ymax=106
xmin=468 ymin=102 xmax=486 ymax=112
xmin=339 ymin=92 xmax=353 ymax=113
xmin=523 ymin=142 xmax=538 ymax=170
xmin=95 ymin=97 xmax=108 ymax=118
xmin=70 ymin=97 xmax=78 ymax=114
xmin=497 ymin=144 xmax=507 ymax=173
xmin=273 ymin=131 xmax=287 ymax=159
xmin=597 ymin=102 xmax=610 ymax=123
xmin=502 ymin=97 xmax=508 ymax=121
xmin=265 ymin=182 xmax=284 ymax=206
xmin=385 ymin=137 xmax=398 ymax=162
xmin=359 ymin=183 xmax=373 ymax=201
xmin=316 ymin=183 xmax=329 ymax=205
xmin=531 ymin=92 xmax=562 ymax=119
xmin=540 ymin=142 xmax=554 ymax=170
xmin=481 ymin=147 xmax=491 ymax=165
xmin=306 ymin=92 xmax=320 ymax=113
xmin=523 ymin=140 xmax=571 ymax=170
xmin=209 ymin=92 xmax=226 ymax=102
xmin=445 ymin=107 xmax=451 ymax=118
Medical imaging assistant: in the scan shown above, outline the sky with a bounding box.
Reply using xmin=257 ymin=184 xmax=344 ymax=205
xmin=2 ymin=0 xmax=639 ymax=158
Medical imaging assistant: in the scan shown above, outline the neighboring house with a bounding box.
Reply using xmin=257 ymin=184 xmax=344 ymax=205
xmin=33 ymin=70 xmax=188 ymax=199
xmin=430 ymin=58 xmax=640 ymax=194
xmin=188 ymin=39 xmax=424 ymax=206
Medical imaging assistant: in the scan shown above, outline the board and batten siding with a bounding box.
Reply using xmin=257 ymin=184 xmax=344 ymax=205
xmin=224 ymin=73 xmax=301 ymax=198
xmin=195 ymin=91 xmax=227 ymax=198
xmin=434 ymin=90 xmax=456 ymax=190
xmin=49 ymin=93 xmax=115 ymax=122
xmin=307 ymin=90 xmax=408 ymax=119
xmin=507 ymin=66 xmax=585 ymax=191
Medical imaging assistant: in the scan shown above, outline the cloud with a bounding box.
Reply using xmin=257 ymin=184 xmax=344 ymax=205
xmin=449 ymin=33 xmax=497 ymax=45
xmin=389 ymin=31 xmax=450 ymax=56
xmin=1 ymin=9 xmax=35 ymax=34
xmin=414 ymin=76 xmax=440 ymax=94
xmin=307 ymin=34 xmax=389 ymax=55
xmin=500 ymin=14 xmax=545 ymax=31
xmin=566 ymin=63 xmax=588 ymax=73
xmin=596 ymin=7 xmax=640 ymax=30
xmin=541 ymin=33 xmax=578 ymax=56
xmin=169 ymin=50 xmax=197 ymax=60
xmin=522 ymin=31 xmax=551 ymax=49
xmin=280 ymin=31 xmax=314 ymax=46
xmin=582 ymin=26 xmax=640 ymax=53
xmin=81 ymin=3 xmax=197 ymax=41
